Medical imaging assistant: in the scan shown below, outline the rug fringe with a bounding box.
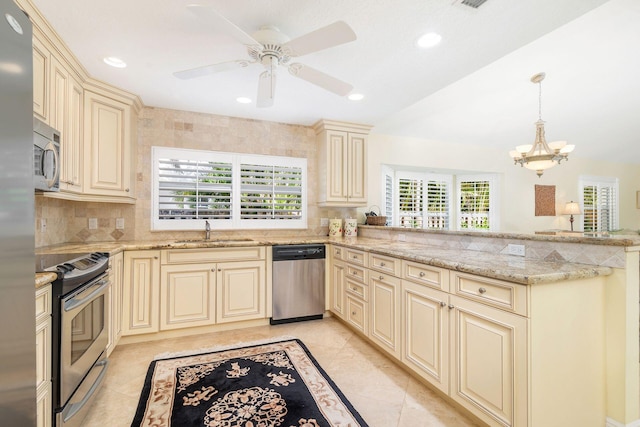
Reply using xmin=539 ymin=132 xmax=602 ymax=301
xmin=153 ymin=335 xmax=298 ymax=360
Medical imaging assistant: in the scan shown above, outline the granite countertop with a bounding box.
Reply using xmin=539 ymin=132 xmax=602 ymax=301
xmin=36 ymin=235 xmax=613 ymax=286
xmin=36 ymin=272 xmax=57 ymax=289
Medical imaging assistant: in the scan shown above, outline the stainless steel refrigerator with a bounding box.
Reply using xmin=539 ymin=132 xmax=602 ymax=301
xmin=0 ymin=0 xmax=36 ymax=425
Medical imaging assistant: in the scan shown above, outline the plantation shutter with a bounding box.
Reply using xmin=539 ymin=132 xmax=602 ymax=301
xmin=425 ymin=179 xmax=449 ymax=229
xmin=458 ymin=179 xmax=491 ymax=230
xmin=240 ymin=163 xmax=303 ymax=220
xmin=398 ymin=177 xmax=423 ymax=228
xmin=384 ymin=170 xmax=394 ymax=226
xmin=581 ymin=178 xmax=618 ymax=232
xmin=157 ymin=158 xmax=232 ymax=220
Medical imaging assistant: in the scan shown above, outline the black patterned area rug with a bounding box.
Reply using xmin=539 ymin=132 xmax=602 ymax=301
xmin=131 ymin=338 xmax=369 ymax=427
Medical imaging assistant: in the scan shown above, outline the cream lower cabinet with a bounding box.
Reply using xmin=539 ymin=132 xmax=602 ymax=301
xmin=216 ymin=260 xmax=266 ymax=323
xmin=35 ymin=285 xmax=52 ymax=427
xmin=369 ymin=271 xmax=401 ymax=359
xmin=122 ymin=250 xmax=161 ymax=336
xmin=107 ymin=252 xmax=124 ymax=355
xmin=329 ymin=248 xmax=346 ymax=319
xmin=160 ymin=263 xmax=216 ymax=330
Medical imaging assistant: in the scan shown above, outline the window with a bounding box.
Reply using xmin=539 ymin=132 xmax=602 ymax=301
xmin=395 ymin=172 xmax=452 ymax=229
xmin=152 ymin=147 xmax=306 ymax=230
xmin=381 ymin=167 xmax=499 ymax=231
xmin=579 ymin=176 xmax=619 ymax=232
xmin=457 ymin=175 xmax=498 ymax=231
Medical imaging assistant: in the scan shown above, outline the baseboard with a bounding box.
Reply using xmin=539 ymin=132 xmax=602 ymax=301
xmin=606 ymin=417 xmax=640 ymax=427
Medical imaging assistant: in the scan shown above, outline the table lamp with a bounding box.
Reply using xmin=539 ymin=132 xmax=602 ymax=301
xmin=564 ymin=201 xmax=581 ymax=231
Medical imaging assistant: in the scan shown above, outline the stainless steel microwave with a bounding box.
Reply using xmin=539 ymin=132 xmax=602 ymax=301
xmin=34 ymin=117 xmax=60 ymax=192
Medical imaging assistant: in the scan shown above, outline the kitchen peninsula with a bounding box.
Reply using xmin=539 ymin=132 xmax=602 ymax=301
xmin=35 ymin=227 xmax=640 ymax=427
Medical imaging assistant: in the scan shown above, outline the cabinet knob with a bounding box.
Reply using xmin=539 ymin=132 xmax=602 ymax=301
xmin=125 ymin=188 xmax=130 ymax=192
xmin=440 ymin=301 xmax=446 ymax=307
xmin=351 ymin=311 xmax=356 ymax=316
xmin=352 ymin=287 xmax=357 ymax=291
xmin=154 ymin=256 xmax=158 ymax=259
xmin=478 ymin=287 xmax=487 ymax=294
xmin=352 ymin=255 xmax=357 ymax=259
xmin=419 ymin=272 xmax=425 ymax=277
xmin=448 ymin=304 xmax=455 ymax=310
xmin=336 ymin=250 xmax=341 ymax=254
xmin=211 ymin=268 xmax=215 ymax=272
xmin=352 ymin=271 xmax=358 ymax=276
xmin=218 ymin=268 xmax=222 ymax=272
xmin=379 ymin=275 xmax=384 ymax=280
xmin=380 ymin=262 xmax=385 ymax=267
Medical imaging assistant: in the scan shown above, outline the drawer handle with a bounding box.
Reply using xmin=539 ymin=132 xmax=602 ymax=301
xmin=448 ymin=304 xmax=455 ymax=310
xmin=419 ymin=272 xmax=425 ymax=277
xmin=478 ymin=287 xmax=487 ymax=294
xmin=380 ymin=262 xmax=386 ymax=267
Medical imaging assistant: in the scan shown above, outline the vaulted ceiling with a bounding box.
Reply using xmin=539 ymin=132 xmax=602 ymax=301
xmin=31 ymin=0 xmax=639 ymax=164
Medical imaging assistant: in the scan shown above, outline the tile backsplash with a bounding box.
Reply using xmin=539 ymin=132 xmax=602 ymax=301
xmin=35 ymin=107 xmax=355 ymax=247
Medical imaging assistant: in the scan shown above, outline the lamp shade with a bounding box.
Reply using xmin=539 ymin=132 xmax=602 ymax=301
xmin=564 ymin=201 xmax=581 ymax=215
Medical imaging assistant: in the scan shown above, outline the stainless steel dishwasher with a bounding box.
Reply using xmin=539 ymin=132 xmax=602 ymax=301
xmin=271 ymin=244 xmax=326 ymax=324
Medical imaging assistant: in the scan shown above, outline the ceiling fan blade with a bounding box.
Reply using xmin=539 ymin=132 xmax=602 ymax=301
xmin=186 ymin=4 xmax=260 ymax=46
xmin=257 ymin=71 xmax=276 ymax=108
xmin=288 ymin=63 xmax=353 ymax=96
xmin=283 ymin=21 xmax=356 ymax=57
xmin=173 ymin=60 xmax=250 ymax=80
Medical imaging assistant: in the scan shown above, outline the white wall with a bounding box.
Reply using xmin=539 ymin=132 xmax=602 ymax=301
xmin=366 ymin=133 xmax=640 ymax=234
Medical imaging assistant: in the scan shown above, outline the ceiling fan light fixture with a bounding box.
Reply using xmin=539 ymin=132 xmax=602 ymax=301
xmin=416 ymin=32 xmax=442 ymax=49
xmin=103 ymin=56 xmax=127 ymax=68
xmin=348 ymin=93 xmax=364 ymax=101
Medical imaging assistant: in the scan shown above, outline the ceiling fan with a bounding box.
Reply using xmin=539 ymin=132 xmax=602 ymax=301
xmin=174 ymin=4 xmax=357 ymax=107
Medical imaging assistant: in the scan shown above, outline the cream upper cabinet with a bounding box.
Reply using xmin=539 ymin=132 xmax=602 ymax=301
xmin=122 ymin=250 xmax=160 ymax=336
xmin=32 ymin=30 xmax=50 ymax=123
xmin=83 ymin=90 xmax=135 ymax=200
xmin=35 ymin=285 xmax=52 ymax=427
xmin=60 ymin=73 xmax=83 ymax=193
xmin=314 ymin=120 xmax=372 ymax=207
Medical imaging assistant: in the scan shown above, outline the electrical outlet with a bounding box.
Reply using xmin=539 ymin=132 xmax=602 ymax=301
xmin=508 ymin=244 xmax=526 ymax=257
xmin=40 ymin=218 xmax=46 ymax=233
xmin=320 ymin=218 xmax=329 ymax=226
xmin=116 ymin=218 xmax=125 ymax=229
xmin=398 ymin=234 xmax=406 ymax=242
xmin=88 ymin=218 xmax=98 ymax=230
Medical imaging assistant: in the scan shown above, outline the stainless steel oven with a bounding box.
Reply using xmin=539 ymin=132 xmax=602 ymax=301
xmin=36 ymin=252 xmax=110 ymax=427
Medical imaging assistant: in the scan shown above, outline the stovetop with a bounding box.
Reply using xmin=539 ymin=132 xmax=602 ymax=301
xmin=36 ymin=252 xmax=109 ymax=296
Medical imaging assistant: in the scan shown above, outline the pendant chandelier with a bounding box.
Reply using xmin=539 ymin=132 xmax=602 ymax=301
xmin=509 ymin=72 xmax=574 ymax=177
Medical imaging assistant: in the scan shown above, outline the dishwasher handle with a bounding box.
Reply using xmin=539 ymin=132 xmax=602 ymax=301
xmin=272 ymin=244 xmax=325 ymax=261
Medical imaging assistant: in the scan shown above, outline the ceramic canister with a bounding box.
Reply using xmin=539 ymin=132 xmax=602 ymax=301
xmin=344 ymin=218 xmax=357 ymax=237
xmin=329 ymin=218 xmax=342 ymax=237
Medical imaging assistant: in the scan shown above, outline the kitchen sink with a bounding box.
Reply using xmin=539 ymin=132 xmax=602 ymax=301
xmin=174 ymin=238 xmax=254 ymax=243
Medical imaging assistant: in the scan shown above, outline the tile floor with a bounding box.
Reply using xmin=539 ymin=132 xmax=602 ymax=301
xmin=83 ymin=317 xmax=479 ymax=426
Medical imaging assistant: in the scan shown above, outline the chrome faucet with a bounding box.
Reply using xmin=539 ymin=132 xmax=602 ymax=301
xmin=205 ymin=220 xmax=211 ymax=241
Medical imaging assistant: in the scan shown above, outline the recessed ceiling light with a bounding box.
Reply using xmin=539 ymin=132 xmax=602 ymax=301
xmin=103 ymin=57 xmax=127 ymax=68
xmin=348 ymin=93 xmax=364 ymax=101
xmin=416 ymin=32 xmax=442 ymax=49
xmin=236 ymin=97 xmax=252 ymax=104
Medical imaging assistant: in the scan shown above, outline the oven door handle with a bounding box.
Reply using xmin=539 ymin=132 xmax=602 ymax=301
xmin=64 ymin=279 xmax=109 ymax=312
xmin=62 ymin=359 xmax=109 ymax=423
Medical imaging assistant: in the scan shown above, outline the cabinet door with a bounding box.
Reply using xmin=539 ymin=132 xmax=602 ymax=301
xmin=330 ymin=260 xmax=346 ymax=318
xmin=122 ymin=251 xmax=160 ymax=335
xmin=449 ymin=295 xmax=528 ymax=427
xmin=369 ymin=273 xmax=401 ymax=359
xmin=345 ymin=294 xmax=368 ymax=335
xmin=36 ymin=381 xmax=52 ymax=427
xmin=327 ymin=130 xmax=348 ymax=201
xmin=161 ymin=263 xmax=216 ymax=330
xmin=401 ymin=280 xmax=449 ymax=394
xmin=347 ymin=133 xmax=367 ymax=203
xmin=107 ymin=252 xmax=123 ymax=355
xmin=32 ymin=33 xmax=50 ymax=122
xmin=49 ymin=56 xmax=67 ymax=136
xmin=84 ymin=90 xmax=132 ymax=197
xmin=60 ymin=73 xmax=83 ymax=192
xmin=216 ymin=260 xmax=266 ymax=323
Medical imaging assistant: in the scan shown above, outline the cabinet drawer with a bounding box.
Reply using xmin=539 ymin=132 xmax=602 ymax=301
xmin=451 ymin=272 xmax=528 ymax=316
xmin=346 ymin=278 xmax=368 ymax=301
xmin=35 ymin=285 xmax=52 ymax=324
xmin=330 ymin=245 xmax=345 ymax=261
xmin=161 ymin=246 xmax=265 ymax=264
xmin=346 ymin=295 xmax=368 ymax=335
xmin=344 ymin=248 xmax=367 ymax=266
xmin=369 ymin=253 xmax=401 ymax=276
xmin=403 ymin=261 xmax=449 ymax=292
xmin=346 ymin=264 xmax=368 ymax=284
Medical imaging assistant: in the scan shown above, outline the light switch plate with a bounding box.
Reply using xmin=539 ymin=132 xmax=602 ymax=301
xmin=320 ymin=218 xmax=329 ymax=226
xmin=116 ymin=218 xmax=125 ymax=229
xmin=88 ymin=218 xmax=98 ymax=230
xmin=508 ymin=244 xmax=526 ymax=257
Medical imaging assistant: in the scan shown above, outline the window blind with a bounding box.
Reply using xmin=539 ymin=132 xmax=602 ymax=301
xmin=582 ymin=182 xmax=618 ymax=232
xmin=398 ymin=178 xmax=424 ymax=228
xmin=425 ymin=180 xmax=449 ymax=229
xmin=240 ymin=163 xmax=303 ymax=220
xmin=157 ymin=158 xmax=232 ymax=220
xmin=458 ymin=180 xmax=490 ymax=230
xmin=384 ymin=172 xmax=393 ymax=226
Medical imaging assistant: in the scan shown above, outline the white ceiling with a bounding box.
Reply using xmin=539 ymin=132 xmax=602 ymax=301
xmin=31 ymin=0 xmax=639 ymax=164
